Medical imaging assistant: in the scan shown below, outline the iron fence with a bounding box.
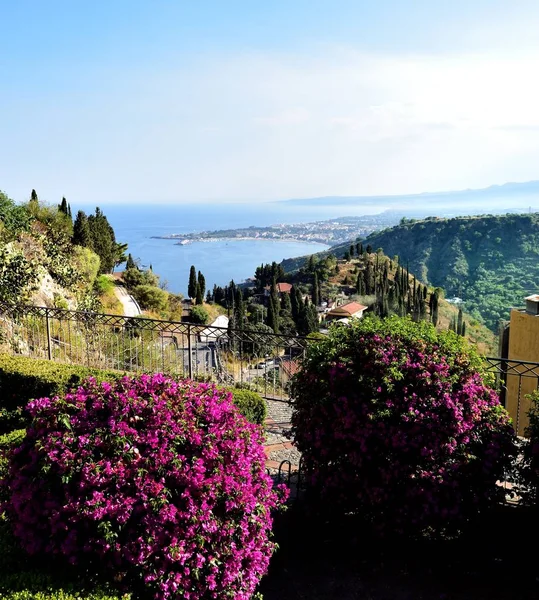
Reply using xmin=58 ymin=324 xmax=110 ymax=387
xmin=0 ymin=302 xmax=309 ymax=401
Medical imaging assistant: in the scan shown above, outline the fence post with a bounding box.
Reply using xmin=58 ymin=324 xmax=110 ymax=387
xmin=187 ymin=324 xmax=193 ymax=379
xmin=45 ymin=308 xmax=52 ymax=360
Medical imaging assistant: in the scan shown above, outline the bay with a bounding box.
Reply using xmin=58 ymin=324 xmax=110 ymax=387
xmin=83 ymin=202 xmax=365 ymax=296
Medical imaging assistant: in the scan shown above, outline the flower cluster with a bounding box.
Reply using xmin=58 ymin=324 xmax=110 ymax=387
xmin=291 ymin=316 xmax=516 ymax=535
xmin=2 ymin=374 xmax=285 ymax=599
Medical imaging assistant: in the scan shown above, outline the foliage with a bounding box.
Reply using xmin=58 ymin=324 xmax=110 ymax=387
xmin=122 ymin=267 xmax=158 ymax=290
xmin=228 ymin=387 xmax=267 ymax=425
xmin=2 ymin=374 xmax=285 ymax=599
xmin=0 ymin=243 xmax=40 ymax=304
xmin=72 ymin=246 xmax=101 ymax=292
xmin=0 ymin=355 xmax=124 ymax=433
xmin=361 ymin=213 xmax=539 ymax=330
xmin=0 ymin=191 xmax=33 ymax=240
xmin=291 ymin=315 xmax=516 ymax=536
xmin=131 ymin=284 xmax=168 ymax=312
xmin=190 ymin=305 xmax=209 ymax=325
xmin=93 ymin=275 xmax=116 ymax=295
xmin=516 ymin=390 xmax=539 ymax=506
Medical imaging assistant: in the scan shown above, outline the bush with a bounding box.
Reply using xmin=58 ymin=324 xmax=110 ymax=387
xmin=0 ymin=355 xmax=123 ymax=433
xmin=291 ymin=316 xmax=516 ymax=536
xmin=2 ymin=374 xmax=285 ymax=599
xmin=228 ymin=388 xmax=266 ymax=425
xmin=189 ymin=305 xmax=209 ymax=325
xmin=131 ymin=284 xmax=168 ymax=312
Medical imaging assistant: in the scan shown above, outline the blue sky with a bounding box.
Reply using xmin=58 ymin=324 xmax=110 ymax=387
xmin=2 ymin=1 xmax=539 ymax=204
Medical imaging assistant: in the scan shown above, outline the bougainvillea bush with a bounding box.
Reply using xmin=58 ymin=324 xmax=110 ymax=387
xmin=1 ymin=374 xmax=286 ymax=599
xmin=291 ymin=316 xmax=516 ymax=536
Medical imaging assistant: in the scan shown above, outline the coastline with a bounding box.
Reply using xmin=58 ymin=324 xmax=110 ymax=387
xmin=169 ymin=237 xmax=331 ymax=246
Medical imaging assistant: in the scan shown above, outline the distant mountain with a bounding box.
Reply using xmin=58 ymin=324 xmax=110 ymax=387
xmin=282 ymin=180 xmax=539 ymax=211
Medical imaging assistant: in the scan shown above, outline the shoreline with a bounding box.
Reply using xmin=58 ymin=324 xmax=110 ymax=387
xmin=152 ymin=236 xmax=332 ymax=246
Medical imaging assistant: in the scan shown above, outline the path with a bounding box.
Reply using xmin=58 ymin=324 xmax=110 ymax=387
xmin=114 ymin=286 xmax=142 ymax=317
xmin=263 ymin=398 xmax=301 ymax=471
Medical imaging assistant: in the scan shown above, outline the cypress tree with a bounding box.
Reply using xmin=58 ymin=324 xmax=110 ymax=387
xmin=195 ymin=283 xmax=203 ymax=305
xmin=431 ymin=297 xmax=439 ymax=326
xmin=197 ymin=271 xmax=206 ymax=300
xmin=312 ymin=273 xmax=320 ymax=306
xmin=457 ymin=308 xmax=464 ymax=336
xmin=87 ymin=207 xmax=116 ymax=273
xmin=72 ymin=210 xmax=92 ymax=248
xmin=30 ymin=189 xmax=38 ymax=202
xmin=126 ymin=253 xmax=137 ymax=270
xmin=67 ymin=203 xmax=72 ymax=219
xmin=350 ymin=244 xmax=355 ymax=257
xmin=188 ymin=265 xmax=197 ymax=299
xmin=58 ymin=197 xmax=68 ymax=215
xmin=234 ymin=288 xmax=244 ymax=328
xmin=281 ymin=290 xmax=292 ymax=312
xmin=366 ymin=244 xmax=372 ymax=254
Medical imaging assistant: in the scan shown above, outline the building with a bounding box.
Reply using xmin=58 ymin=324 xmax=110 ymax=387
xmin=325 ymin=301 xmax=367 ymax=322
xmin=504 ymin=294 xmax=539 ymax=435
xmin=264 ymin=282 xmax=293 ymax=296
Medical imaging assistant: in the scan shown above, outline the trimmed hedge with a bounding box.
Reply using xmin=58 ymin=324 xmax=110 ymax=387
xmin=228 ymin=387 xmax=267 ymax=426
xmin=0 ymin=355 xmax=267 ymax=431
xmin=0 ymin=355 xmax=124 ymax=433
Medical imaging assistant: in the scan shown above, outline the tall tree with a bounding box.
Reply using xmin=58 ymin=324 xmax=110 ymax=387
xmin=30 ymin=189 xmax=38 ymax=202
xmin=195 ymin=282 xmax=203 ymax=305
xmin=126 ymin=253 xmax=137 ymax=271
xmin=58 ymin=197 xmax=68 ymax=215
xmin=188 ymin=265 xmax=197 ymax=299
xmin=197 ymin=271 xmax=206 ymax=299
xmin=72 ymin=210 xmax=92 ymax=248
xmin=87 ymin=207 xmax=117 ymax=273
xmin=312 ymin=273 xmax=320 ymax=306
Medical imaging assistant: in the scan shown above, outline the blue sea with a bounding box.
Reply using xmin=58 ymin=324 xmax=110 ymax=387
xmin=85 ymin=202 xmax=377 ymax=296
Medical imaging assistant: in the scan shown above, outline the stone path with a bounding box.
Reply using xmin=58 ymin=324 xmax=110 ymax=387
xmin=263 ymin=398 xmax=301 ymax=472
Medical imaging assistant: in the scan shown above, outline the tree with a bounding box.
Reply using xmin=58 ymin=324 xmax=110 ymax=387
xmin=350 ymin=244 xmax=355 ymax=258
xmin=197 ymin=271 xmax=206 ymax=299
xmin=113 ymin=242 xmax=129 ymax=271
xmin=87 ymin=207 xmax=117 ymax=274
xmin=58 ymin=197 xmax=68 ymax=215
xmin=126 ymin=253 xmax=137 ymax=271
xmin=30 ymin=189 xmax=38 ymax=202
xmin=195 ymin=283 xmax=203 ymax=305
xmin=188 ymin=265 xmax=197 ymax=299
xmin=72 ymin=210 xmax=92 ymax=248
xmin=312 ymin=273 xmax=320 ymax=306
xmin=132 ymin=284 xmax=168 ymax=312
xmin=429 ymin=290 xmax=440 ymax=326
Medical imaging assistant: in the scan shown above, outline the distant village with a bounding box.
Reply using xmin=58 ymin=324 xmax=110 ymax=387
xmin=151 ymin=212 xmax=404 ymax=246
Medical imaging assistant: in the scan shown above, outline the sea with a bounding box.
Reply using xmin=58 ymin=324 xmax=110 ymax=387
xmin=84 ymin=202 xmax=380 ymax=296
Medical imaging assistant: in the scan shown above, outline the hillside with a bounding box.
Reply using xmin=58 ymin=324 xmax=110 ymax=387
xmin=345 ymin=213 xmax=539 ymax=330
xmin=280 ymin=248 xmax=497 ymax=355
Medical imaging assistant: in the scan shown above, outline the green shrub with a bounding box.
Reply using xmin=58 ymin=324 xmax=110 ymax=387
xmin=0 ymin=355 xmax=124 ymax=433
xmin=131 ymin=284 xmax=168 ymax=312
xmin=0 ymin=355 xmax=266 ymax=430
xmin=189 ymin=305 xmax=209 ymax=324
xmin=93 ymin=274 xmax=115 ymax=295
xmin=228 ymin=388 xmax=267 ymax=425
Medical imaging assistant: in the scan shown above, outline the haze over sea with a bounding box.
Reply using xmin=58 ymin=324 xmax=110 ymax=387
xmin=88 ymin=202 xmax=379 ymax=297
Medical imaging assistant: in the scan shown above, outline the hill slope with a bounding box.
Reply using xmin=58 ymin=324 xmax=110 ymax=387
xmin=356 ymin=213 xmax=539 ymax=330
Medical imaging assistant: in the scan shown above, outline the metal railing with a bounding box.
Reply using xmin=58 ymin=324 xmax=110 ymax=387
xmin=1 ymin=302 xmax=539 ymax=418
xmin=0 ymin=302 xmax=309 ymax=401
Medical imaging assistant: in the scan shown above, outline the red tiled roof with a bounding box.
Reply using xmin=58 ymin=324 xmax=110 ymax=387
xmin=264 ymin=283 xmax=292 ymax=293
xmin=328 ymin=302 xmax=367 ymax=317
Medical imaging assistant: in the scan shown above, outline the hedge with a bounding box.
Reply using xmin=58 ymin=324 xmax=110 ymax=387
xmin=0 ymin=355 xmax=124 ymax=433
xmin=0 ymin=355 xmax=267 ymax=431
xmin=227 ymin=387 xmax=267 ymax=426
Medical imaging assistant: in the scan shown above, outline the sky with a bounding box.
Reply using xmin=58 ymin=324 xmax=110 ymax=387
xmin=2 ymin=1 xmax=539 ymax=204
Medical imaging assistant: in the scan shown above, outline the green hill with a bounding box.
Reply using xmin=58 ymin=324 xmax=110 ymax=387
xmin=351 ymin=213 xmax=539 ymax=330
